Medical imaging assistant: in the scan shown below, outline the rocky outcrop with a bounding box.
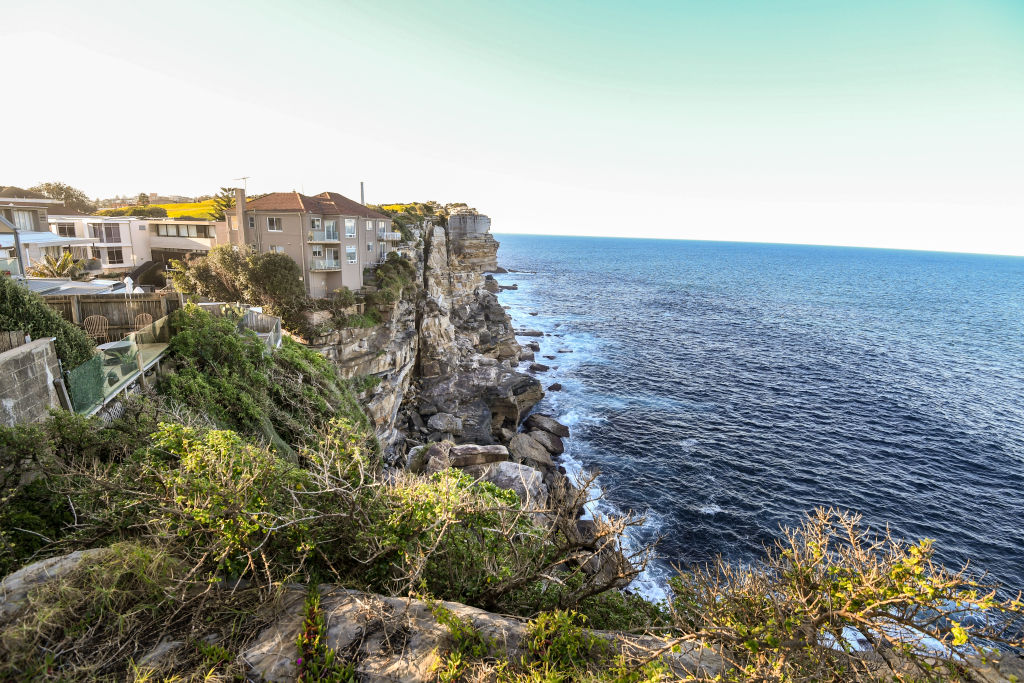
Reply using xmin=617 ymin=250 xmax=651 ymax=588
xmin=410 ymin=224 xmax=542 ymax=446
xmin=241 ymin=586 xmax=723 ymax=682
xmin=524 ymin=414 xmax=570 ymax=438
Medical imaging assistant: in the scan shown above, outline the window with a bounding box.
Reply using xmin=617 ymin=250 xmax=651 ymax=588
xmin=106 ymin=247 xmax=124 ymax=265
xmin=247 ymin=215 xmax=255 ymax=229
xmin=344 ymin=218 xmax=356 ymax=237
xmin=367 ymin=242 xmax=373 ymax=252
xmin=267 ymin=217 xmax=282 ymax=232
xmin=13 ymin=210 xmax=35 ymax=230
xmin=103 ymin=224 xmax=121 ymax=243
xmin=55 ymin=223 xmax=75 ymax=237
xmin=311 ymin=217 xmax=321 ymax=230
xmin=346 ymin=246 xmax=357 ymax=263
xmin=88 ymin=223 xmax=103 ymax=239
xmin=270 ymin=245 xmax=285 ymax=254
xmin=366 ymin=219 xmax=372 ymax=231
xmin=311 ymin=245 xmax=324 ymax=258
xmin=324 ymin=219 xmax=337 ymax=239
xmin=187 ymin=225 xmax=198 ymax=238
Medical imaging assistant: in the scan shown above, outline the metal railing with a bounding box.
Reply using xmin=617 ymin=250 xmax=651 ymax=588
xmin=310 ymin=259 xmax=341 ymax=270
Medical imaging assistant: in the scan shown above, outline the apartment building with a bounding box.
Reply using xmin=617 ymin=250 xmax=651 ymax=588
xmin=227 ymin=189 xmax=402 ymax=297
xmin=1 ymin=195 xmax=95 ymax=275
xmin=47 ymin=214 xmax=222 ymax=275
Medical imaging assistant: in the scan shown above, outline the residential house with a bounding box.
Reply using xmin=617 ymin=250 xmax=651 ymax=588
xmin=227 ymin=189 xmax=402 ymax=297
xmin=47 ymin=214 xmax=223 ymax=276
xmin=1 ymin=193 xmax=96 ymax=275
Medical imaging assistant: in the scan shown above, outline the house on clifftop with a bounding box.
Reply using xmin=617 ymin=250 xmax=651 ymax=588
xmin=226 ymin=189 xmax=402 ymax=297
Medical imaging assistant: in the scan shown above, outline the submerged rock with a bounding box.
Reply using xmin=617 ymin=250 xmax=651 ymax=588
xmin=528 ymin=363 xmax=550 ymax=373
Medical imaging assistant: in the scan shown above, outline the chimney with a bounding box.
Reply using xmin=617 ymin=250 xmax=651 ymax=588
xmin=360 ymin=181 xmax=364 ymax=205
xmin=233 ymin=187 xmax=246 ymax=245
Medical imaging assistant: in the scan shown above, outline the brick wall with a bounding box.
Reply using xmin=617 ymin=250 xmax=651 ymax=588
xmin=0 ymin=338 xmax=63 ymax=427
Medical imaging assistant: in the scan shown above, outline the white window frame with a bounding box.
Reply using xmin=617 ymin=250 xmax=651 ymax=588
xmin=346 ymin=246 xmax=357 ymax=264
xmin=267 ymin=216 xmax=282 ymax=232
xmin=247 ymin=215 xmax=255 ymax=229
xmin=367 ymin=242 xmax=374 ymax=252
xmin=311 ymin=217 xmax=321 ymax=230
xmin=344 ymin=218 xmax=356 ymax=237
xmin=106 ymin=247 xmax=124 ymax=265
xmin=55 ymin=222 xmax=75 ymax=237
xmin=365 ymin=219 xmax=372 ymax=231
xmin=311 ymin=245 xmax=324 ymax=258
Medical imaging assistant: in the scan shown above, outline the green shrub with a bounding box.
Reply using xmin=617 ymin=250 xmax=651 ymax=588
xmin=0 ymin=275 xmax=95 ymax=369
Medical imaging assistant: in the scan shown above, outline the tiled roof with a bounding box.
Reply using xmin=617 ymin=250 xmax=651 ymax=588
xmin=244 ymin=191 xmax=388 ymax=219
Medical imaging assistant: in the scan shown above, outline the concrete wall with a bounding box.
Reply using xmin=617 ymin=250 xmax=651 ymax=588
xmin=0 ymin=338 xmax=63 ymax=427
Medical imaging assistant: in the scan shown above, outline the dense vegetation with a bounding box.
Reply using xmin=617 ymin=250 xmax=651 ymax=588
xmin=171 ymin=244 xmax=418 ymax=337
xmin=2 ymin=303 xmax=1023 ymax=680
xmin=0 ymin=274 xmax=95 ymax=368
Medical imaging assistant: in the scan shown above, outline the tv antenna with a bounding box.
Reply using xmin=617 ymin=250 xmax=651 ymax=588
xmin=233 ymin=176 xmax=251 ymax=192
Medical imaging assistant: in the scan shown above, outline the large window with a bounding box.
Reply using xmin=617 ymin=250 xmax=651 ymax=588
xmin=106 ymin=247 xmax=124 ymax=265
xmin=154 ymin=224 xmax=209 ymax=238
xmin=91 ymin=223 xmax=122 ymax=243
xmin=344 ymin=218 xmax=356 ymax=237
xmin=311 ymin=245 xmax=324 ymax=258
xmin=346 ymin=245 xmax=357 ymax=263
xmin=267 ymin=217 xmax=282 ymax=232
xmin=12 ymin=210 xmax=35 ymax=230
xmin=55 ymin=223 xmax=75 ymax=237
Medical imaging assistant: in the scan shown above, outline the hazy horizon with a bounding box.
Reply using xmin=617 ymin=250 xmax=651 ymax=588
xmin=5 ymin=0 xmax=1024 ymax=255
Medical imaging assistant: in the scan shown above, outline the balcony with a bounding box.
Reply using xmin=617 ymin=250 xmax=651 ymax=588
xmin=377 ymin=230 xmax=403 ymax=241
xmin=310 ymin=259 xmax=341 ymax=271
xmin=308 ymin=229 xmax=340 ymax=242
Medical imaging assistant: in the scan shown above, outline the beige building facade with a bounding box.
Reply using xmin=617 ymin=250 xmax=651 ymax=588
xmin=228 ymin=190 xmax=402 ymax=297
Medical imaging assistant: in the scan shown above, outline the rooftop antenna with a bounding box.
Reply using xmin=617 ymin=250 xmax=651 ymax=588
xmin=233 ymin=176 xmax=251 ymax=192
xmin=360 ymin=181 xmax=365 ymax=205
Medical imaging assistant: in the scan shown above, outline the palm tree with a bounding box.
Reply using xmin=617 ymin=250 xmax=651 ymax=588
xmin=28 ymin=251 xmax=85 ymax=278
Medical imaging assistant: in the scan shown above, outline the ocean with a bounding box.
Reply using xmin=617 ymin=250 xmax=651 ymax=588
xmin=492 ymin=234 xmax=1024 ymax=600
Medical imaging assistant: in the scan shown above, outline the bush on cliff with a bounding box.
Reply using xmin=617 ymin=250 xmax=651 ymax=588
xmin=169 ymin=245 xmax=309 ymax=333
xmin=0 ymin=275 xmax=95 ymax=369
xmin=364 ymin=252 xmax=417 ymax=306
xmin=160 ymin=304 xmax=368 ymax=451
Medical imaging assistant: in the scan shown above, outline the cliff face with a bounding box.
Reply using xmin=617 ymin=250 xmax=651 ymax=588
xmin=309 ymin=221 xmax=541 ymax=459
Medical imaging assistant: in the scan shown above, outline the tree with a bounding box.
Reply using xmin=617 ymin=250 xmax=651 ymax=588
xmin=136 ymin=192 xmax=149 ymax=206
xmin=0 ymin=275 xmax=95 ymax=368
xmin=210 ymin=187 xmax=236 ymax=221
xmin=27 ymin=252 xmax=85 ymax=279
xmin=28 ymin=182 xmax=96 ymax=214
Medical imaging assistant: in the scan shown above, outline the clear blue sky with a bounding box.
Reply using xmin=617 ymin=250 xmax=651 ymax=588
xmin=5 ymin=0 xmax=1024 ymax=254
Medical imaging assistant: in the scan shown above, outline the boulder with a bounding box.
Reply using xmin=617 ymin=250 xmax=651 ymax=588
xmin=527 ymin=430 xmax=565 ymax=455
xmin=463 ymin=460 xmax=549 ymax=511
xmin=409 ymin=411 xmax=427 ymax=433
xmin=516 ymin=329 xmax=543 ymax=337
xmin=529 ymin=311 xmax=538 ymax=316
xmin=524 ymin=414 xmax=571 ymax=438
xmin=528 ymin=363 xmax=550 ymax=373
xmin=557 ymin=348 xmax=573 ymax=353
xmin=508 ymin=433 xmax=554 ymax=468
xmin=448 ymin=444 xmax=510 ymax=468
xmin=547 ymin=383 xmax=563 ymax=391
xmin=427 ymin=413 xmax=463 ymax=435
xmin=527 ymin=341 xmax=541 ymax=352
xmin=519 ymin=350 xmax=535 ymax=362
xmin=0 ymin=548 xmax=111 ymax=619
xmin=543 ymin=355 xmax=556 ymax=360
xmin=422 ymin=442 xmax=453 ymax=475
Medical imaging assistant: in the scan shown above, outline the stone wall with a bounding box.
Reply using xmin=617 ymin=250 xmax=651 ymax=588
xmin=0 ymin=338 xmax=63 ymax=427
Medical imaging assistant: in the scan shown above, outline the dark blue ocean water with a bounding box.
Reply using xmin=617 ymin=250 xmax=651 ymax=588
xmin=492 ymin=235 xmax=1024 ymax=597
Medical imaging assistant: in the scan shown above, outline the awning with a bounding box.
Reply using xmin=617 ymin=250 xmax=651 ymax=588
xmin=0 ymin=232 xmax=97 ymax=248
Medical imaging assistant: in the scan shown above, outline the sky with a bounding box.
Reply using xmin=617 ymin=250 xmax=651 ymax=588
xmin=4 ymin=0 xmax=1024 ymax=255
